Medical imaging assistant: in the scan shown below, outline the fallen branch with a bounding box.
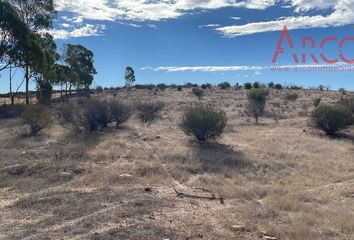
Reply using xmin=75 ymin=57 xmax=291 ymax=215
xmin=173 ymin=187 xmax=224 ymax=204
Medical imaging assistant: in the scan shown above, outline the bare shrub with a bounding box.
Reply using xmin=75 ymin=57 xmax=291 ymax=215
xmin=192 ymin=87 xmax=204 ymax=99
xmin=180 ymin=104 xmax=227 ymax=144
xmin=136 ymin=101 xmax=164 ymax=124
xmin=107 ymin=99 xmax=132 ymax=128
xmin=21 ymin=105 xmax=52 ymax=136
xmin=76 ymin=99 xmax=112 ymax=131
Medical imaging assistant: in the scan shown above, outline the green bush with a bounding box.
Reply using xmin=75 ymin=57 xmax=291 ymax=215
xmin=340 ymin=97 xmax=354 ymax=114
xmin=247 ymin=88 xmax=268 ymax=123
xmin=192 ymin=87 xmax=204 ymax=99
xmin=252 ymin=82 xmax=260 ymax=88
xmin=21 ymin=105 xmax=52 ymax=136
xmin=108 ymin=100 xmax=132 ymax=128
xmin=96 ymin=86 xmax=103 ymax=93
xmin=77 ymin=100 xmax=112 ymax=131
xmin=218 ymin=82 xmax=231 ymax=90
xmin=137 ymin=101 xmax=164 ymax=124
xmin=177 ymin=86 xmax=183 ymax=91
xmin=268 ymin=82 xmax=275 ymax=88
xmin=244 ymin=82 xmax=252 ymax=90
xmin=180 ymin=104 xmax=227 ymax=144
xmin=275 ymin=84 xmax=283 ymax=90
xmin=310 ymin=105 xmax=353 ymax=135
xmin=201 ymin=83 xmax=212 ymax=89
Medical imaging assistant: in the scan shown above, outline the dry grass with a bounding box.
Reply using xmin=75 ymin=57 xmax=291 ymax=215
xmin=0 ymin=88 xmax=354 ymax=239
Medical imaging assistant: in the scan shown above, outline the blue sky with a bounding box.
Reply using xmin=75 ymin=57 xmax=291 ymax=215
xmin=2 ymin=0 xmax=354 ymax=92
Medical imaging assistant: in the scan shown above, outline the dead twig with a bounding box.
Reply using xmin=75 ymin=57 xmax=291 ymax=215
xmin=173 ymin=188 xmax=224 ymax=204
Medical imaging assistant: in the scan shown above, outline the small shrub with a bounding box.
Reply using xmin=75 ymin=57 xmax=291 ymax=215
xmin=96 ymin=86 xmax=103 ymax=93
xmin=21 ymin=105 xmax=52 ymax=136
xmin=156 ymin=83 xmax=168 ymax=91
xmin=0 ymin=104 xmax=24 ymax=119
xmin=107 ymin=100 xmax=132 ymax=128
xmin=340 ymin=97 xmax=354 ymax=113
xmin=244 ymin=82 xmax=252 ymax=90
xmin=177 ymin=86 xmax=183 ymax=91
xmin=184 ymin=83 xmax=198 ymax=88
xmin=77 ymin=100 xmax=112 ymax=131
xmin=313 ymin=97 xmax=322 ymax=107
xmin=181 ymin=104 xmax=227 ymax=144
xmin=218 ymin=82 xmax=231 ymax=90
xmin=285 ymin=92 xmax=299 ymax=102
xmin=252 ymin=82 xmax=260 ymax=89
xmin=247 ymin=88 xmax=268 ymax=123
xmin=310 ymin=105 xmax=353 ymax=135
xmin=137 ymin=101 xmax=164 ymax=124
xmin=339 ymin=88 xmax=346 ymax=95
xmin=201 ymin=83 xmax=212 ymax=89
xmin=192 ymin=87 xmax=204 ymax=99
xmin=275 ymin=83 xmax=283 ymax=90
xmin=268 ymin=82 xmax=275 ymax=88
xmin=135 ymin=84 xmax=155 ymax=90
xmin=234 ymin=83 xmax=241 ymax=90
xmin=57 ymin=103 xmax=75 ymax=126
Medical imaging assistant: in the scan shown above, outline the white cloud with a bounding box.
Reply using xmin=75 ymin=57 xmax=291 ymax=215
xmin=49 ymin=24 xmax=106 ymax=39
xmin=199 ymin=24 xmax=222 ymax=28
xmin=142 ymin=65 xmax=265 ymax=72
xmin=54 ymin=0 xmax=276 ymax=22
xmin=216 ymin=0 xmax=354 ymax=37
xmin=142 ymin=62 xmax=349 ymax=72
xmin=230 ymin=16 xmax=241 ymax=20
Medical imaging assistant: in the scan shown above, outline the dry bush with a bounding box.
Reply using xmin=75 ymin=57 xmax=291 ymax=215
xmin=76 ymin=99 xmax=112 ymax=131
xmin=21 ymin=105 xmax=53 ymax=136
xmin=180 ymin=104 xmax=227 ymax=144
xmin=192 ymin=87 xmax=204 ymax=99
xmin=285 ymin=92 xmax=299 ymax=102
xmin=107 ymin=99 xmax=133 ymax=128
xmin=136 ymin=101 xmax=164 ymax=124
xmin=0 ymin=104 xmax=24 ymax=119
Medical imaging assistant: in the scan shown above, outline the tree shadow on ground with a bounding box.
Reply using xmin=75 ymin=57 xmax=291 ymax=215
xmin=194 ymin=143 xmax=251 ymax=173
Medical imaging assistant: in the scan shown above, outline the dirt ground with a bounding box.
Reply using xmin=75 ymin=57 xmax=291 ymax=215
xmin=0 ymin=88 xmax=353 ymax=240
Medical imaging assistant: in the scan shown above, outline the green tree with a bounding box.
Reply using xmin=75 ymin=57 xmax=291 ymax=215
xmin=247 ymin=88 xmax=268 ymax=123
xmin=64 ymin=44 xmax=97 ymax=91
xmin=9 ymin=0 xmax=56 ymax=104
xmin=124 ymin=66 xmax=135 ymax=88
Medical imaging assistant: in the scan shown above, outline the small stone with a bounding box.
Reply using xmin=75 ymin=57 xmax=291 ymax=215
xmin=60 ymin=172 xmax=72 ymax=177
xmin=263 ymin=236 xmax=277 ymax=240
xmin=119 ymin=174 xmax=133 ymax=178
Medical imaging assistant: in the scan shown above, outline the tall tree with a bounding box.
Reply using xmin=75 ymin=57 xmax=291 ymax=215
xmin=9 ymin=0 xmax=56 ymax=104
xmin=124 ymin=66 xmax=135 ymax=88
xmin=63 ymin=44 xmax=97 ymax=91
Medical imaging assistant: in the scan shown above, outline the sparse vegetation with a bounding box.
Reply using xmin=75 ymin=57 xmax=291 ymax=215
xmin=247 ymin=88 xmax=268 ymax=123
xmin=137 ymin=101 xmax=164 ymax=124
xmin=285 ymin=92 xmax=299 ymax=102
xmin=313 ymin=97 xmax=322 ymax=107
xmin=201 ymin=83 xmax=212 ymax=89
xmin=192 ymin=87 xmax=204 ymax=99
xmin=180 ymin=104 xmax=227 ymax=144
xmin=76 ymin=99 xmax=112 ymax=131
xmin=310 ymin=105 xmax=353 ymax=135
xmin=340 ymin=96 xmax=354 ymax=114
xmin=108 ymin=99 xmax=132 ymax=128
xmin=21 ymin=105 xmax=52 ymax=136
xmin=275 ymin=83 xmax=283 ymax=89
